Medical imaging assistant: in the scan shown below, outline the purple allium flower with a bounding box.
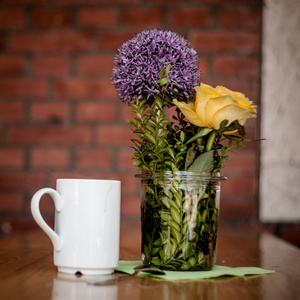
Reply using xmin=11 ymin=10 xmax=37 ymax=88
xmin=112 ymin=29 xmax=201 ymax=104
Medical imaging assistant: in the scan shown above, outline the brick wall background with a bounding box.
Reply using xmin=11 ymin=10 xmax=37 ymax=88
xmin=0 ymin=0 xmax=299 ymax=246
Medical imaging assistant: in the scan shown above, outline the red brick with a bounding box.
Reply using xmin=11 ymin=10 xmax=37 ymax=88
xmin=31 ymin=148 xmax=70 ymax=167
xmin=99 ymin=32 xmax=135 ymax=50
xmin=118 ymin=148 xmax=136 ymax=172
xmin=222 ymin=176 xmax=256 ymax=195
xmin=0 ymin=102 xmax=24 ymax=121
xmin=79 ymin=9 xmax=118 ymax=27
xmin=121 ymin=196 xmax=140 ymax=215
xmin=31 ymin=102 xmax=70 ymax=122
xmin=0 ymin=171 xmax=45 ymax=189
xmin=0 ymin=148 xmax=24 ymax=168
xmin=9 ymin=32 xmax=93 ymax=53
xmin=54 ymin=79 xmax=116 ymax=99
xmin=121 ymin=105 xmax=137 ymax=121
xmin=0 ymin=55 xmax=25 ymax=75
xmin=0 ymin=193 xmax=23 ymax=211
xmin=199 ymin=56 xmax=209 ymax=77
xmin=33 ymin=9 xmax=71 ymax=28
xmin=77 ymin=55 xmax=114 ymax=75
xmin=219 ymin=8 xmax=261 ymax=29
xmin=33 ymin=56 xmax=70 ymax=75
xmin=97 ymin=125 xmax=135 ymax=146
xmin=9 ymin=125 xmax=91 ymax=145
xmin=189 ymin=32 xmax=260 ymax=53
xmin=76 ymin=103 xmax=116 ymax=122
xmin=193 ymin=0 xmax=262 ymax=3
xmin=118 ymin=173 xmax=137 ymax=194
xmin=38 ymin=194 xmax=56 ymax=214
xmin=0 ymin=0 xmax=48 ymax=4
xmin=76 ymin=149 xmax=113 ymax=168
xmin=56 ymin=0 xmax=138 ymax=4
xmin=223 ymin=150 xmax=257 ymax=172
xmin=124 ymin=8 xmax=163 ymax=27
xmin=0 ymin=79 xmax=47 ymax=97
xmin=220 ymin=199 xmax=256 ymax=220
xmin=170 ymin=8 xmax=211 ymax=27
xmin=0 ymin=35 xmax=3 ymax=51
xmin=149 ymin=0 xmax=185 ymax=2
xmin=0 ymin=9 xmax=26 ymax=29
xmin=214 ymin=56 xmax=260 ymax=77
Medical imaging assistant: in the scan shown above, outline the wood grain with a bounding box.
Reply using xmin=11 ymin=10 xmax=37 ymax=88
xmin=0 ymin=223 xmax=299 ymax=300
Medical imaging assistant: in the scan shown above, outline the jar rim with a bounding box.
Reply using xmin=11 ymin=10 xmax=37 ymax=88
xmin=135 ymin=170 xmax=227 ymax=181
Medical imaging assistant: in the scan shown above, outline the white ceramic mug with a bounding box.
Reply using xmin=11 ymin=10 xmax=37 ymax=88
xmin=31 ymin=179 xmax=121 ymax=275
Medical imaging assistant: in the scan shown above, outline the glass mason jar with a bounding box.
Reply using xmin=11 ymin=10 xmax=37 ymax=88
xmin=136 ymin=171 xmax=226 ymax=271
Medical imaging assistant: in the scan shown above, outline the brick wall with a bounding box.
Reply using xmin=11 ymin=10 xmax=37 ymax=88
xmin=1 ymin=0 xmax=297 ymax=246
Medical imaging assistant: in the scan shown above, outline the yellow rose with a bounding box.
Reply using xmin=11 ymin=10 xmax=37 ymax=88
xmin=173 ymin=83 xmax=257 ymax=130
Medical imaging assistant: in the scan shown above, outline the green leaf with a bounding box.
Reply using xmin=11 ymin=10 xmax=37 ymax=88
xmin=220 ymin=156 xmax=229 ymax=163
xmin=153 ymin=238 xmax=161 ymax=246
xmin=186 ymin=128 xmax=213 ymax=144
xmin=188 ymin=256 xmax=197 ymax=266
xmin=169 ymin=198 xmax=180 ymax=211
xmin=218 ymin=119 xmax=229 ymax=131
xmin=180 ymin=262 xmax=190 ymax=270
xmin=133 ymin=129 xmax=144 ymax=134
xmin=151 ymin=257 xmax=162 ymax=266
xmin=160 ymin=119 xmax=170 ymax=125
xmin=170 ymin=207 xmax=181 ymax=225
xmin=171 ymin=239 xmax=177 ymax=256
xmin=151 ymin=248 xmax=159 ymax=256
xmin=167 ymin=147 xmax=175 ymax=159
xmin=148 ymin=119 xmax=157 ymax=127
xmin=180 ymin=131 xmax=185 ymax=142
xmin=184 ymin=144 xmax=197 ymax=169
xmin=161 ymin=197 xmax=171 ymax=208
xmin=188 ymin=150 xmax=214 ymax=172
xmin=166 ymin=63 xmax=171 ymax=74
xmin=158 ymin=78 xmax=168 ymax=86
xmin=170 ymin=220 xmax=181 ymax=233
xmin=145 ymin=125 xmax=156 ymax=134
xmin=171 ymin=227 xmax=182 ymax=244
xmin=144 ymin=132 xmax=156 ymax=144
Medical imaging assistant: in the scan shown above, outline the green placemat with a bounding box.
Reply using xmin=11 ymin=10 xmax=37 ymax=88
xmin=115 ymin=261 xmax=274 ymax=281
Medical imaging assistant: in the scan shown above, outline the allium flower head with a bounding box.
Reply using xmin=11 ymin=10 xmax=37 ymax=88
xmin=112 ymin=29 xmax=201 ymax=103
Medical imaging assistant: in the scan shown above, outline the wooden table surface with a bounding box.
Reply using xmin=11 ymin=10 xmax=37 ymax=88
xmin=0 ymin=222 xmax=299 ymax=300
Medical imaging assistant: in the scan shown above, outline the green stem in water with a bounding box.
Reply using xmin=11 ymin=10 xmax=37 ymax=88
xmin=206 ymin=131 xmax=217 ymax=151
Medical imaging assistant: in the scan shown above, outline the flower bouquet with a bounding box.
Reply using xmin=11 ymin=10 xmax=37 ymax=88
xmin=113 ymin=29 xmax=257 ymax=271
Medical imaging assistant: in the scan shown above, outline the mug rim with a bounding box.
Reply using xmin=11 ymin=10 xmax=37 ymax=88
xmin=56 ymin=178 xmax=121 ymax=183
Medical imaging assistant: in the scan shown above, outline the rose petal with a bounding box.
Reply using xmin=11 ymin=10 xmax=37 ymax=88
xmin=173 ymin=99 xmax=205 ymax=127
xmin=210 ymin=104 xmax=254 ymax=129
xmin=198 ymin=84 xmax=220 ymax=99
xmin=204 ymin=95 xmax=237 ymax=126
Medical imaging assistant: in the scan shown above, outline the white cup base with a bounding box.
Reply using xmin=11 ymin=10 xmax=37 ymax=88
xmin=58 ymin=267 xmax=114 ymax=275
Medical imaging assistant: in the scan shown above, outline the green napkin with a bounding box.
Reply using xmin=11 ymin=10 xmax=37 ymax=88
xmin=115 ymin=260 xmax=274 ymax=281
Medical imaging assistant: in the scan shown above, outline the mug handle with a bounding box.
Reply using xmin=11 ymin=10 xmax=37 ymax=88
xmin=31 ymin=188 xmax=64 ymax=251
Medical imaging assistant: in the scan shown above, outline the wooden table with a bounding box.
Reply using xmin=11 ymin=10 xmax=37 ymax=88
xmin=0 ymin=222 xmax=299 ymax=300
